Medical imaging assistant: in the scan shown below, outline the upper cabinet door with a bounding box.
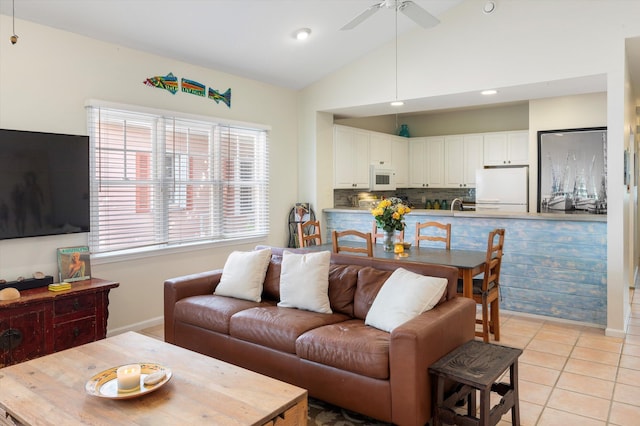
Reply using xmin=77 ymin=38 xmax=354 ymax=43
xmin=391 ymin=136 xmax=409 ymax=188
xmin=507 ymin=131 xmax=529 ymax=165
xmin=408 ymin=137 xmax=427 ymax=187
xmin=425 ymin=136 xmax=445 ymax=187
xmin=408 ymin=136 xmax=445 ymax=188
xmin=444 ymin=135 xmax=464 ymax=188
xmin=369 ymin=132 xmax=393 ymax=167
xmin=483 ymin=133 xmax=508 ymax=166
xmin=463 ymin=134 xmax=484 ymax=186
xmin=334 ymin=126 xmax=370 ymax=188
xmin=483 ymin=131 xmax=529 ymax=166
xmin=445 ymin=134 xmax=483 ymax=188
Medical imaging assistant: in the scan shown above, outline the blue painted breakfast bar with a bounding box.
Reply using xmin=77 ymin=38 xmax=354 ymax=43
xmin=324 ymin=208 xmax=607 ymax=327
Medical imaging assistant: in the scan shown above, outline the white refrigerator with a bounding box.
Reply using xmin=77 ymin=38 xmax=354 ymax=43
xmin=475 ymin=167 xmax=529 ymax=212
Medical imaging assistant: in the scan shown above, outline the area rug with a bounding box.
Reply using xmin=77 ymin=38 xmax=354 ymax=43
xmin=307 ymin=398 xmax=391 ymax=426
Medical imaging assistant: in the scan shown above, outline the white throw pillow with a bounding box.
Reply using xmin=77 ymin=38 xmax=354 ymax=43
xmin=214 ymin=248 xmax=272 ymax=302
xmin=365 ymin=268 xmax=447 ymax=332
xmin=277 ymin=250 xmax=332 ymax=314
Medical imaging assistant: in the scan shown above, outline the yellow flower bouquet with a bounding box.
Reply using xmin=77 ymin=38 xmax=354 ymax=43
xmin=371 ymin=197 xmax=411 ymax=232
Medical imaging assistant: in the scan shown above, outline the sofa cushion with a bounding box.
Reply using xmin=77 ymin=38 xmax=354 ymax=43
xmin=174 ymin=295 xmax=274 ymax=334
xmin=365 ymin=268 xmax=448 ymax=332
xmin=230 ymin=306 xmax=349 ymax=353
xmin=262 ymin=253 xmax=283 ymax=301
xmin=296 ymin=319 xmax=390 ymax=380
xmin=353 ymin=267 xmax=392 ymax=320
xmin=328 ymin=264 xmax=359 ymax=317
xmin=214 ymin=248 xmax=272 ymax=302
xmin=277 ymin=250 xmax=332 ymax=313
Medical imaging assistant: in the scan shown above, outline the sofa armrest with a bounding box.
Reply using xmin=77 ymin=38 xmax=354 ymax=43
xmin=163 ymin=269 xmax=223 ymax=343
xmin=389 ymin=296 xmax=476 ymax=426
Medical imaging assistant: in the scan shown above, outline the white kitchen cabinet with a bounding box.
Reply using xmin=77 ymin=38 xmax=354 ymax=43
xmin=391 ymin=136 xmax=409 ymax=187
xmin=369 ymin=132 xmax=393 ymax=167
xmin=444 ymin=135 xmax=464 ymax=188
xmin=444 ymin=134 xmax=484 ymax=188
xmin=483 ymin=131 xmax=529 ymax=166
xmin=409 ymin=136 xmax=445 ymax=188
xmin=334 ymin=126 xmax=370 ymax=189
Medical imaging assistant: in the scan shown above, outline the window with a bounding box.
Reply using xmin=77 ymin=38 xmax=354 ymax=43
xmin=86 ymin=104 xmax=269 ymax=255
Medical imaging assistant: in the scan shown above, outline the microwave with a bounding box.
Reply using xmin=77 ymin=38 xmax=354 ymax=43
xmin=370 ymin=165 xmax=396 ymax=191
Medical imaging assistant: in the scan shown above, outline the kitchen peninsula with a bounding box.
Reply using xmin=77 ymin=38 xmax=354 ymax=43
xmin=324 ymin=208 xmax=607 ymax=327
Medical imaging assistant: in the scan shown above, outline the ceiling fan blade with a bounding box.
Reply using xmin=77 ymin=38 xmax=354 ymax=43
xmin=399 ymin=1 xmax=440 ymax=29
xmin=340 ymin=2 xmax=385 ymax=31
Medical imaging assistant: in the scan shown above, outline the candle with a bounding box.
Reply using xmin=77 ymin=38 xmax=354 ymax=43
xmin=394 ymin=242 xmax=404 ymax=254
xmin=117 ymin=364 xmax=141 ymax=392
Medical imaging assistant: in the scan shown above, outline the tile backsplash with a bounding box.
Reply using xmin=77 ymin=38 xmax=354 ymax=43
xmin=334 ymin=188 xmax=475 ymax=209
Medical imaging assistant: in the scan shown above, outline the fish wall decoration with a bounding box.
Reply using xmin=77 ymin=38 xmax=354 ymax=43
xmin=143 ymin=72 xmax=179 ymax=94
xmin=143 ymin=72 xmax=232 ymax=108
xmin=208 ymin=87 xmax=231 ymax=108
xmin=181 ymin=78 xmax=206 ymax=97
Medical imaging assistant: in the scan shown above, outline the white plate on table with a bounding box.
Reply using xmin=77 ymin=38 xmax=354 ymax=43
xmin=85 ymin=362 xmax=172 ymax=399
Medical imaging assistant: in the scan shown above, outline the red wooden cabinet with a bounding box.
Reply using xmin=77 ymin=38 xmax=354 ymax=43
xmin=0 ymin=278 xmax=119 ymax=367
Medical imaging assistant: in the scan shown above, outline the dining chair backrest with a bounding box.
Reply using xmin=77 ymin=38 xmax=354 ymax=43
xmin=371 ymin=221 xmax=405 ymax=244
xmin=297 ymin=220 xmax=322 ymax=248
xmin=332 ymin=230 xmax=373 ymax=257
xmin=414 ymin=221 xmax=451 ymax=249
xmin=482 ymin=228 xmax=505 ymax=292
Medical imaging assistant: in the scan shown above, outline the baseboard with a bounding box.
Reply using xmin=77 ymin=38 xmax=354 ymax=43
xmin=107 ymin=316 xmax=163 ymax=338
xmin=605 ymin=326 xmax=627 ymax=339
xmin=501 ymin=309 xmax=605 ymax=331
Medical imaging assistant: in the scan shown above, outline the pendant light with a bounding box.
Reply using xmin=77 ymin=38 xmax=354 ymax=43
xmin=10 ymin=0 xmax=19 ymax=45
xmin=390 ymin=4 xmax=403 ymax=107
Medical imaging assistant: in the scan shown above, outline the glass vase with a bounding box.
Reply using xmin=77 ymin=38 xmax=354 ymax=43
xmin=383 ymin=231 xmax=395 ymax=252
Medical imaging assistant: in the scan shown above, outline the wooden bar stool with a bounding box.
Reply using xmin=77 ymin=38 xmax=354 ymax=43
xmin=429 ymin=340 xmax=522 ymax=426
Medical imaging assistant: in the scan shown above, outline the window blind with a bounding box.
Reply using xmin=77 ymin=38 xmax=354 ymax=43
xmin=86 ymin=105 xmax=269 ymax=254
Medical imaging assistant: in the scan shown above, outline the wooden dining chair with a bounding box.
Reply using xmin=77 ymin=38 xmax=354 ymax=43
xmin=297 ymin=220 xmax=322 ymax=248
xmin=332 ymin=230 xmax=373 ymax=257
xmin=457 ymin=228 xmax=505 ymax=343
xmin=414 ymin=221 xmax=451 ymax=249
xmin=371 ymin=221 xmax=404 ymax=244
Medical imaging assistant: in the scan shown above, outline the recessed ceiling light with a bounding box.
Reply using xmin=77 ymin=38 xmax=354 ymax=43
xmin=390 ymin=101 xmax=404 ymax=107
xmin=295 ymin=28 xmax=311 ymax=40
xmin=483 ymin=1 xmax=496 ymax=14
xmin=481 ymin=89 xmax=498 ymax=95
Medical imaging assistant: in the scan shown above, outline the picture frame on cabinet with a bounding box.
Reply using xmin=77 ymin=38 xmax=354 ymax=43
xmin=57 ymin=246 xmax=91 ymax=282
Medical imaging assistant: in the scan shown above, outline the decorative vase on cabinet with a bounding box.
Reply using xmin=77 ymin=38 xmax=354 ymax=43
xmin=398 ymin=124 xmax=410 ymax=138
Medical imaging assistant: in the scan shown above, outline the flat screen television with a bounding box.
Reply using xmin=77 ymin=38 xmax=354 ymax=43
xmin=0 ymin=128 xmax=90 ymax=240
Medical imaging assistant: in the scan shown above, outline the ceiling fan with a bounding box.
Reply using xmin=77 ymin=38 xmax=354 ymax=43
xmin=340 ymin=0 xmax=440 ymax=31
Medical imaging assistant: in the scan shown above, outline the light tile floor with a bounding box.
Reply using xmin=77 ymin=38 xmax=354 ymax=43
xmin=489 ymin=288 xmax=640 ymax=426
xmin=141 ymin=289 xmax=640 ymax=426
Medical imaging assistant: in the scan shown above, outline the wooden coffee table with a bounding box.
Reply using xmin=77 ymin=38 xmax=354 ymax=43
xmin=0 ymin=331 xmax=307 ymax=425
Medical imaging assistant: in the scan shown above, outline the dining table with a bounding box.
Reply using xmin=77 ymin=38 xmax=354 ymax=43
xmin=297 ymin=243 xmax=487 ymax=299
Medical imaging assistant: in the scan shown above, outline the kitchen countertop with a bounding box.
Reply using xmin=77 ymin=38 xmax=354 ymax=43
xmin=325 ymin=207 xmax=607 ymax=222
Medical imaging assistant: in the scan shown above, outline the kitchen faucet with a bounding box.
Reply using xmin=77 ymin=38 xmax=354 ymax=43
xmin=451 ymin=198 xmax=463 ymax=212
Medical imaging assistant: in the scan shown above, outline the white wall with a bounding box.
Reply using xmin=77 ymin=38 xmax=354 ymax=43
xmin=299 ymin=0 xmax=640 ymax=334
xmin=529 ymin=93 xmax=608 ymax=214
xmin=0 ymin=17 xmax=299 ymax=332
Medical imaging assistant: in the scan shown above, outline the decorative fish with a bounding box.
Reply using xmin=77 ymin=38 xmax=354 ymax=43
xmin=208 ymin=87 xmax=231 ymax=108
xmin=181 ymin=78 xmax=206 ymax=97
xmin=143 ymin=72 xmax=179 ymax=94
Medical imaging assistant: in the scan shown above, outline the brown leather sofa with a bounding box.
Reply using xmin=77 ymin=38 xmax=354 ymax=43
xmin=164 ymin=247 xmax=475 ymax=426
